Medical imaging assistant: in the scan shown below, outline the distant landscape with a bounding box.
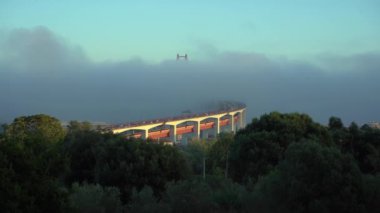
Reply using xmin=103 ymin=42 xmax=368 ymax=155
xmin=1 ymin=1 xmax=379 ymax=212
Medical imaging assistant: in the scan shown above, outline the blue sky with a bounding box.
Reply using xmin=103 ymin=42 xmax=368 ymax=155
xmin=2 ymin=0 xmax=379 ymax=62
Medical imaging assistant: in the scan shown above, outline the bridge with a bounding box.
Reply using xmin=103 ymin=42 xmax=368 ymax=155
xmin=109 ymin=102 xmax=247 ymax=144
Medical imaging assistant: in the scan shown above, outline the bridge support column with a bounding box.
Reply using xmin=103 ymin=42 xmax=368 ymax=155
xmin=196 ymin=121 xmax=200 ymax=140
xmin=143 ymin=129 xmax=148 ymax=140
xmin=216 ymin=117 xmax=220 ymax=135
xmin=210 ymin=117 xmax=219 ymax=138
xmin=239 ymin=111 xmax=243 ymax=130
xmin=171 ymin=126 xmax=177 ymax=143
xmin=242 ymin=110 xmax=246 ymax=128
xmin=231 ymin=114 xmax=235 ymax=133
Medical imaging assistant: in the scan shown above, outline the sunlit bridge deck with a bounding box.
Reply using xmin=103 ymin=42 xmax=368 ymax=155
xmin=109 ymin=102 xmax=247 ymax=144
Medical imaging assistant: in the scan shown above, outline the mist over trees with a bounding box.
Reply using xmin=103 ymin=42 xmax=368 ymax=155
xmin=1 ymin=112 xmax=379 ymax=212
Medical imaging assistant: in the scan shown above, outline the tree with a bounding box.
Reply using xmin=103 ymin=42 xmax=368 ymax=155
xmin=208 ymin=132 xmax=234 ymax=177
xmin=230 ymin=112 xmax=331 ymax=183
xmin=328 ymin=116 xmax=352 ymax=152
xmin=362 ymin=174 xmax=380 ymax=211
xmin=0 ymin=149 xmax=20 ymax=212
xmin=128 ymin=186 xmax=168 ymax=213
xmin=94 ymin=139 xmax=190 ymax=202
xmin=240 ymin=112 xmax=331 ymax=147
xmin=329 ymin=120 xmax=380 ymax=175
xmin=64 ymin=127 xmax=190 ymax=204
xmin=248 ymin=141 xmax=365 ymax=213
xmin=0 ymin=123 xmax=6 ymax=140
xmin=328 ymin=116 xmax=344 ymax=130
xmin=159 ymin=176 xmax=247 ymax=213
xmin=68 ymin=182 xmax=123 ymax=213
xmin=5 ymin=114 xmax=66 ymax=145
xmin=182 ymin=139 xmax=214 ymax=178
xmin=161 ymin=178 xmax=217 ymax=213
xmin=0 ymin=114 xmax=68 ymax=212
xmin=229 ymin=132 xmax=282 ymax=183
xmin=63 ymin=124 xmax=105 ymax=184
xmin=352 ymin=126 xmax=380 ymax=174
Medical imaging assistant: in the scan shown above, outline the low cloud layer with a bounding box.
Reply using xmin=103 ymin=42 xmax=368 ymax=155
xmin=0 ymin=26 xmax=88 ymax=72
xmin=1 ymin=27 xmax=379 ymax=125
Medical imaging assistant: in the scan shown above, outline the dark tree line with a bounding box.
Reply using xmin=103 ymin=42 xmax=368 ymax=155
xmin=0 ymin=112 xmax=379 ymax=212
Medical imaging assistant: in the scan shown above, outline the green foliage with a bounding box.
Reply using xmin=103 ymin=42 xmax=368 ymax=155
xmin=5 ymin=114 xmax=66 ymax=145
xmin=362 ymin=174 xmax=380 ymax=211
xmin=1 ymin=112 xmax=380 ymax=212
xmin=327 ymin=118 xmax=380 ymax=174
xmin=230 ymin=112 xmax=331 ymax=183
xmin=230 ymin=132 xmax=282 ymax=183
xmin=0 ymin=143 xmax=68 ymax=212
xmin=64 ymin=127 xmax=190 ymax=203
xmin=158 ymin=176 xmax=247 ymax=213
xmin=0 ymin=114 xmax=69 ymax=213
xmin=328 ymin=116 xmax=344 ymax=129
xmin=63 ymin=125 xmax=105 ymax=184
xmin=355 ymin=126 xmax=380 ymax=174
xmin=0 ymin=123 xmax=6 ymax=139
xmin=249 ymin=141 xmax=365 ymax=213
xmin=94 ymin=140 xmax=189 ymax=202
xmin=208 ymin=132 xmax=234 ymax=176
xmin=128 ymin=186 xmax=169 ymax=213
xmin=240 ymin=112 xmax=331 ymax=147
xmin=0 ymin=149 xmax=21 ymax=212
xmin=205 ymin=176 xmax=247 ymax=212
xmin=68 ymin=182 xmax=123 ymax=213
xmin=162 ymin=178 xmax=216 ymax=213
xmin=181 ymin=139 xmax=214 ymax=176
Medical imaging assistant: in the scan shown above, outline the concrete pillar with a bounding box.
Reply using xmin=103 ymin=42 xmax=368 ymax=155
xmin=171 ymin=125 xmax=177 ymax=143
xmin=143 ymin=129 xmax=148 ymax=140
xmin=239 ymin=111 xmax=244 ymax=130
xmin=243 ymin=109 xmax=247 ymax=128
xmin=231 ymin=114 xmax=235 ymax=133
xmin=216 ymin=117 xmax=220 ymax=136
xmin=196 ymin=121 xmax=200 ymax=139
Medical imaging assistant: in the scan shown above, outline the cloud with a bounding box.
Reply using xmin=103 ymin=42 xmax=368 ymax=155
xmin=316 ymin=52 xmax=380 ymax=74
xmin=0 ymin=27 xmax=379 ymax=125
xmin=0 ymin=26 xmax=89 ymax=73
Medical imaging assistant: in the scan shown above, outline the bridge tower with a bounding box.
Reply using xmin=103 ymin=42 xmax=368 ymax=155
xmin=176 ymin=53 xmax=188 ymax=61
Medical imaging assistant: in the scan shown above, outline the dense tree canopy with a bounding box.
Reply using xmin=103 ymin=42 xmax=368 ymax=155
xmin=0 ymin=114 xmax=68 ymax=212
xmin=230 ymin=112 xmax=331 ymax=183
xmin=208 ymin=132 xmax=234 ymax=176
xmin=5 ymin=114 xmax=66 ymax=145
xmin=68 ymin=183 xmax=123 ymax=213
xmin=327 ymin=118 xmax=380 ymax=175
xmin=239 ymin=112 xmax=331 ymax=146
xmin=249 ymin=141 xmax=365 ymax=213
xmin=63 ymin=122 xmax=190 ymax=203
xmin=1 ymin=112 xmax=379 ymax=212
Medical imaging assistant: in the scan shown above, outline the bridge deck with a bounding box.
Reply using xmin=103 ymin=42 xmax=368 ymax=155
xmin=109 ymin=102 xmax=247 ymax=142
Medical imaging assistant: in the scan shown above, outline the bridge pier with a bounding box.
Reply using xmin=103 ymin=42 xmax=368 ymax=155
xmin=196 ymin=121 xmax=200 ymax=140
xmin=231 ymin=114 xmax=235 ymax=133
xmin=210 ymin=117 xmax=220 ymax=138
xmin=170 ymin=125 xmax=177 ymax=143
xmin=242 ymin=109 xmax=246 ymax=128
xmin=143 ymin=129 xmax=148 ymax=140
